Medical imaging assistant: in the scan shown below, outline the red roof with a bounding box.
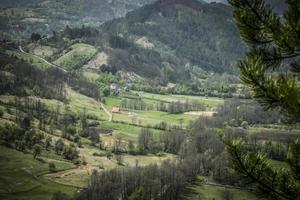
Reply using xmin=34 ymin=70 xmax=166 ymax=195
xmin=112 ymin=107 xmax=120 ymax=113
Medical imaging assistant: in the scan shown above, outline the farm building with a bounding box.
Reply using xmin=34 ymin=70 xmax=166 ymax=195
xmin=112 ymin=107 xmax=120 ymax=113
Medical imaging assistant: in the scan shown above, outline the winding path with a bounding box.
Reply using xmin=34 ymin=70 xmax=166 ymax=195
xmin=100 ymin=103 xmax=112 ymax=121
xmin=19 ymin=46 xmax=113 ymax=122
xmin=19 ymin=46 xmax=67 ymax=73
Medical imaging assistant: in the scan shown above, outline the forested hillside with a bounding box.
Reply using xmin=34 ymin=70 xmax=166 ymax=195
xmin=101 ymin=0 xmax=245 ymax=76
xmin=0 ymin=0 xmax=251 ymax=98
xmin=0 ymin=0 xmax=155 ymax=39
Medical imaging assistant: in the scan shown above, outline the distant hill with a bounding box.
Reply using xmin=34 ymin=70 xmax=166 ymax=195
xmin=0 ymin=0 xmax=37 ymax=7
xmin=0 ymin=0 xmax=155 ymax=39
xmin=99 ymin=0 xmax=245 ymax=79
xmin=203 ymin=0 xmax=287 ymax=13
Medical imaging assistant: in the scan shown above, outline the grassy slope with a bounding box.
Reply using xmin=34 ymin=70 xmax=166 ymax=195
xmin=0 ymin=90 xmax=268 ymax=200
xmin=54 ymin=43 xmax=97 ymax=70
xmin=0 ymin=45 xmax=263 ymax=199
xmin=3 ymin=49 xmax=52 ymax=70
xmin=0 ymin=88 xmax=180 ymax=197
xmin=0 ymin=146 xmax=77 ymax=200
xmin=187 ymin=184 xmax=264 ymax=200
xmin=67 ymin=87 xmax=107 ymax=119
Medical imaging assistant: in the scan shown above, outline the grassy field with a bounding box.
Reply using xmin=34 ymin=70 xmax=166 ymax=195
xmin=0 ymin=146 xmax=77 ymax=200
xmin=82 ymin=70 xmax=101 ymax=81
xmin=44 ymin=149 xmax=175 ymax=188
xmin=111 ymin=110 xmax=195 ymax=128
xmin=186 ymin=184 xmax=264 ymax=200
xmin=54 ymin=43 xmax=97 ymax=70
xmin=104 ymin=94 xmax=216 ymax=128
xmin=28 ymin=44 xmax=57 ymax=58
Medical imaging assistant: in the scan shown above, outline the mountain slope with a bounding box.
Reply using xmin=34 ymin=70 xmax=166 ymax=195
xmin=0 ymin=0 xmax=156 ymax=39
xmin=100 ymin=0 xmax=245 ymax=78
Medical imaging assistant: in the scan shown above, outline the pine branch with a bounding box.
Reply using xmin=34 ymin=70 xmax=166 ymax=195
xmin=238 ymin=54 xmax=300 ymax=121
xmin=230 ymin=0 xmax=300 ymax=63
xmin=227 ymin=140 xmax=294 ymax=200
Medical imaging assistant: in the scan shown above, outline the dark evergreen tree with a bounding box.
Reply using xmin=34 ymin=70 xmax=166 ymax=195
xmin=227 ymin=0 xmax=300 ymax=199
xmin=229 ymin=0 xmax=300 ymax=120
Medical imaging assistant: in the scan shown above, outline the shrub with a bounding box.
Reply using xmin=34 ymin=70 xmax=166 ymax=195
xmin=52 ymin=191 xmax=70 ymax=200
xmin=98 ymin=164 xmax=105 ymax=170
xmin=49 ymin=162 xmax=56 ymax=172
xmin=88 ymin=121 xmax=100 ymax=127
xmin=156 ymin=152 xmax=166 ymax=157
xmin=73 ymin=159 xmax=81 ymax=165
xmin=0 ymin=108 xmax=4 ymax=118
xmin=63 ymin=145 xmax=79 ymax=160
xmin=241 ymin=121 xmax=249 ymax=129
xmin=82 ymin=156 xmax=87 ymax=165
xmin=93 ymin=152 xmax=106 ymax=157
xmin=116 ymin=154 xmax=124 ymax=166
xmin=106 ymin=151 xmax=113 ymax=160
xmin=33 ymin=144 xmax=42 ymax=159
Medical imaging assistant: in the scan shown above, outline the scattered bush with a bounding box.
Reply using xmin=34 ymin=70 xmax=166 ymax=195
xmin=116 ymin=154 xmax=124 ymax=166
xmin=49 ymin=162 xmax=56 ymax=172
xmin=52 ymin=191 xmax=70 ymax=200
xmin=82 ymin=156 xmax=87 ymax=165
xmin=93 ymin=152 xmax=106 ymax=157
xmin=106 ymin=151 xmax=113 ymax=160
xmin=33 ymin=144 xmax=42 ymax=159
xmin=0 ymin=108 xmax=4 ymax=117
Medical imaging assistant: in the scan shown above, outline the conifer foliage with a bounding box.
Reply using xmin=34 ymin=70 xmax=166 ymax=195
xmin=229 ymin=0 xmax=300 ymax=120
xmin=227 ymin=0 xmax=300 ymax=199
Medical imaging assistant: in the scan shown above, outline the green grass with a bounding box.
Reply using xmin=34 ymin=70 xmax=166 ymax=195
xmin=102 ymin=121 xmax=141 ymax=135
xmin=269 ymin=160 xmax=289 ymax=169
xmin=135 ymin=91 xmax=224 ymax=108
xmin=104 ymin=96 xmax=196 ymax=128
xmin=67 ymin=87 xmax=106 ymax=119
xmin=123 ymin=153 xmax=176 ymax=167
xmin=186 ymin=184 xmax=264 ymax=200
xmin=101 ymin=121 xmax=163 ymax=142
xmin=249 ymin=126 xmax=300 ymax=135
xmin=137 ymin=110 xmax=195 ymax=126
xmin=111 ymin=109 xmax=195 ymax=128
xmin=104 ymin=96 xmax=122 ymax=110
xmin=82 ymin=71 xmax=101 ymax=81
xmin=54 ymin=43 xmax=97 ymax=70
xmin=29 ymin=44 xmax=56 ymax=58
xmin=0 ymin=146 xmax=77 ymax=200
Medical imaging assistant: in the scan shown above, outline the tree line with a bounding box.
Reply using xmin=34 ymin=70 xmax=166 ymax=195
xmin=0 ymin=53 xmax=101 ymax=102
xmin=0 ymin=53 xmax=66 ymax=101
xmin=120 ymin=98 xmax=205 ymax=114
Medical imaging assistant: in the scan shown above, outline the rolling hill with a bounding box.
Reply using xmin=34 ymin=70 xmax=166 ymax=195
xmin=0 ymin=0 xmax=156 ymax=39
xmin=99 ymin=0 xmax=245 ymax=79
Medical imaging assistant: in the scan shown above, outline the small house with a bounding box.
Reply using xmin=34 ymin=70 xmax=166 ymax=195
xmin=110 ymin=83 xmax=118 ymax=91
xmin=112 ymin=107 xmax=120 ymax=113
